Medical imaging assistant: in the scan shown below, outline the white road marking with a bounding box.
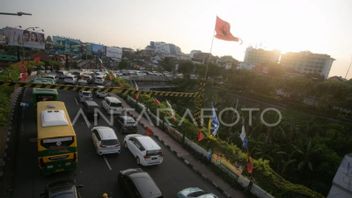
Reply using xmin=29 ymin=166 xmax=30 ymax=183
xmin=103 ymin=156 xmax=112 ymax=171
xmin=74 ymin=97 xmax=79 ymax=105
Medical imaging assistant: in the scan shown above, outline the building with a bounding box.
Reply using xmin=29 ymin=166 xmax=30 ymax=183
xmin=146 ymin=41 xmax=182 ymax=58
xmin=244 ymin=47 xmax=280 ymax=66
xmin=238 ymin=62 xmax=255 ymax=70
xmin=280 ymin=51 xmax=335 ymax=79
xmin=216 ymin=56 xmax=239 ymax=70
xmin=328 ymin=153 xmax=352 ymax=198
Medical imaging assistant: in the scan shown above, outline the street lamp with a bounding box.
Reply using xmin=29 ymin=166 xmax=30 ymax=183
xmin=0 ymin=11 xmax=32 ymax=16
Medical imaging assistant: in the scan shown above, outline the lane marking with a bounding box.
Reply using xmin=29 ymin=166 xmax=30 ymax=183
xmin=74 ymin=97 xmax=79 ymax=105
xmin=103 ymin=156 xmax=112 ymax=171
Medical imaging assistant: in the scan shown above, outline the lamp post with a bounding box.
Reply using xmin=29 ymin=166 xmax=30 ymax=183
xmin=0 ymin=12 xmax=32 ymax=16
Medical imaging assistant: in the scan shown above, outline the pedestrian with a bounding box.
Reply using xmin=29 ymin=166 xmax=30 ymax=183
xmin=102 ymin=192 xmax=109 ymax=198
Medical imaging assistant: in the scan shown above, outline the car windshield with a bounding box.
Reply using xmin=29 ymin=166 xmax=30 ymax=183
xmin=110 ymin=102 xmax=121 ymax=107
xmin=188 ymin=191 xmax=208 ymax=197
xmin=101 ymin=139 xmax=119 ymax=146
xmin=51 ymin=192 xmax=76 ymax=198
xmin=82 ymin=92 xmax=91 ymax=96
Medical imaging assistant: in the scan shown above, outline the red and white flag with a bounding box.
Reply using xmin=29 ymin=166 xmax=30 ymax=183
xmin=215 ymin=16 xmax=241 ymax=42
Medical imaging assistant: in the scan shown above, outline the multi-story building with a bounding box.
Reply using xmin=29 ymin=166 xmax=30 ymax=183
xmin=280 ymin=51 xmax=335 ymax=79
xmin=216 ymin=56 xmax=239 ymax=70
xmin=244 ymin=47 xmax=280 ymax=66
xmin=146 ymin=41 xmax=182 ymax=58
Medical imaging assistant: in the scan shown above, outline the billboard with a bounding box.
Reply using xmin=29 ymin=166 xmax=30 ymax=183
xmin=91 ymin=44 xmax=105 ymax=56
xmin=106 ymin=47 xmax=122 ymax=60
xmin=1 ymin=27 xmax=45 ymax=49
xmin=52 ymin=36 xmax=81 ymax=55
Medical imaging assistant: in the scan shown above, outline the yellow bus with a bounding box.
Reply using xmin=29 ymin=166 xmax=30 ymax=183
xmin=37 ymin=101 xmax=78 ymax=174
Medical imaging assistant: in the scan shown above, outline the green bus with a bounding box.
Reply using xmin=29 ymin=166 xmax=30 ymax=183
xmin=32 ymin=88 xmax=59 ymax=104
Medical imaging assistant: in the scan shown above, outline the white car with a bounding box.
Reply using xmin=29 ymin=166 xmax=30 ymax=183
xmin=95 ymin=86 xmax=109 ymax=98
xmin=102 ymin=96 xmax=123 ymax=115
xmin=124 ymin=134 xmax=163 ymax=166
xmin=177 ymin=187 xmax=218 ymax=198
xmin=64 ymin=75 xmax=77 ymax=84
xmin=94 ymin=75 xmax=105 ymax=85
xmin=91 ymin=126 xmax=120 ymax=155
xmin=78 ymin=90 xmax=93 ymax=102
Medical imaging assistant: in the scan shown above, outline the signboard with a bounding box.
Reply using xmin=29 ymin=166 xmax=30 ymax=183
xmin=106 ymin=47 xmax=122 ymax=60
xmin=1 ymin=27 xmax=45 ymax=49
xmin=52 ymin=36 xmax=81 ymax=55
xmin=91 ymin=44 xmax=105 ymax=56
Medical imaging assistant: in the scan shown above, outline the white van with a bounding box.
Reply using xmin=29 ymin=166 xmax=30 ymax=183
xmin=102 ymin=96 xmax=123 ymax=115
xmin=124 ymin=134 xmax=163 ymax=166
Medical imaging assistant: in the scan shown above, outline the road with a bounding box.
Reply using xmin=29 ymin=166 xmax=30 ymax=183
xmin=11 ymin=88 xmax=226 ymax=198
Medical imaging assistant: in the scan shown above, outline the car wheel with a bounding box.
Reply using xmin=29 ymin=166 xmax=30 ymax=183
xmin=136 ymin=157 xmax=140 ymax=165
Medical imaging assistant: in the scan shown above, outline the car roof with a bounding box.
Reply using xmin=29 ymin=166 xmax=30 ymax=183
xmin=80 ymin=90 xmax=92 ymax=93
xmin=129 ymin=172 xmax=162 ymax=198
xmin=84 ymin=100 xmax=98 ymax=106
xmin=105 ymin=96 xmax=121 ymax=103
xmin=94 ymin=126 xmax=117 ymax=140
xmin=135 ymin=136 xmax=161 ymax=150
xmin=120 ymin=116 xmax=135 ymax=122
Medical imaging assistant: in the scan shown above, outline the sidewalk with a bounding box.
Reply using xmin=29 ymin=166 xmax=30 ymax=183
xmin=117 ymin=96 xmax=247 ymax=198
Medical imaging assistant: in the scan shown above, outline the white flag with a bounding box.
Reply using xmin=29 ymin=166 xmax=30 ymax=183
xmin=239 ymin=125 xmax=246 ymax=141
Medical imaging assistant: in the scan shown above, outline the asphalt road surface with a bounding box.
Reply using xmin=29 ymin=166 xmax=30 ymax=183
xmin=11 ymin=88 xmax=226 ymax=198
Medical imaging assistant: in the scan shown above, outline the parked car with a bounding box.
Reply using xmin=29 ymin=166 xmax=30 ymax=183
xmin=95 ymin=85 xmax=109 ymax=98
xmin=78 ymin=74 xmax=92 ymax=85
xmin=82 ymin=100 xmax=100 ymax=121
xmin=116 ymin=115 xmax=138 ymax=134
xmin=102 ymin=96 xmax=123 ymax=115
xmin=124 ymin=134 xmax=163 ymax=166
xmin=41 ymin=179 xmax=82 ymax=198
xmin=177 ymin=187 xmax=218 ymax=198
xmin=78 ymin=90 xmax=93 ymax=102
xmin=32 ymin=77 xmax=56 ymax=84
xmin=118 ymin=168 xmax=163 ymax=198
xmin=64 ymin=75 xmax=77 ymax=84
xmin=42 ymin=74 xmax=58 ymax=82
xmin=91 ymin=126 xmax=120 ymax=155
xmin=94 ymin=75 xmax=105 ymax=85
xmin=56 ymin=70 xmax=68 ymax=79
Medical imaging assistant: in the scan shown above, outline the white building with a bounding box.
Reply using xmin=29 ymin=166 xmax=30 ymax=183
xmin=280 ymin=51 xmax=335 ymax=79
xmin=244 ymin=47 xmax=280 ymax=66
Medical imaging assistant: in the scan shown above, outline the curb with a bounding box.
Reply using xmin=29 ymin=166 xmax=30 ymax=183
xmin=153 ymin=132 xmax=232 ymax=198
xmin=0 ymin=88 xmax=24 ymax=181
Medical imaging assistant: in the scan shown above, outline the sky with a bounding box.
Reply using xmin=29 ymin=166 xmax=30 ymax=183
xmin=1 ymin=0 xmax=352 ymax=78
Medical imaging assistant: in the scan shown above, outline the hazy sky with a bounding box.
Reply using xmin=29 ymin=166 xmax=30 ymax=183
xmin=1 ymin=0 xmax=352 ymax=78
